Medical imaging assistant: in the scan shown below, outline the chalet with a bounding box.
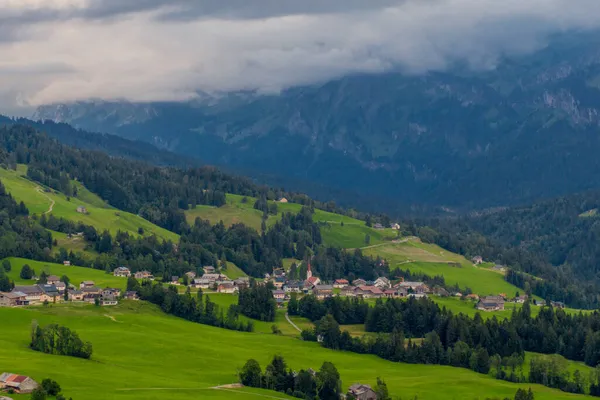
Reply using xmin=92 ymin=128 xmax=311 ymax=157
xmin=333 ymin=279 xmax=349 ymax=289
xmin=0 ymin=373 xmax=38 ymax=394
xmin=535 ymin=300 xmax=547 ymax=307
xmin=477 ymin=296 xmax=505 ymax=311
xmin=272 ymin=268 xmax=286 ymax=278
xmin=134 ymin=271 xmax=154 ymax=280
xmin=81 ymin=286 xmax=102 ymax=296
xmin=12 ymin=286 xmax=43 ymax=303
xmin=492 ymin=264 xmax=506 ymax=272
xmin=76 ymin=206 xmax=88 ymax=214
xmin=203 ymin=266 xmax=216 ymax=274
xmin=433 ymin=287 xmax=449 ymax=297
xmin=373 ymin=223 xmax=384 ymax=230
xmin=273 ymin=276 xmax=286 ymax=289
xmin=39 ymin=284 xmax=60 ymax=302
xmin=217 ymin=282 xmax=238 ymax=294
xmin=391 ymin=223 xmax=401 ymax=230
xmin=465 ymin=294 xmax=480 ymax=301
xmin=185 ymin=271 xmax=197 ymax=280
xmin=83 ymin=293 xmax=101 ymax=304
xmin=347 ymin=383 xmax=377 ymax=400
xmin=551 ymin=301 xmax=566 ymax=309
xmin=68 ymin=290 xmax=84 ymax=301
xmin=352 ymin=279 xmax=367 ymax=287
xmin=374 ymin=277 xmax=391 ymax=289
xmin=202 ymin=273 xmax=226 ymax=282
xmin=101 ymin=299 xmax=118 ymax=306
xmin=54 ymin=282 xmax=66 ymax=294
xmin=355 ymin=286 xmax=383 ymax=299
xmin=102 ymin=288 xmax=121 ymax=298
xmin=471 ymin=256 xmax=484 ymax=265
xmin=234 ymin=277 xmax=250 ymax=290
xmin=272 ymin=290 xmax=286 ymax=300
xmin=396 ymin=281 xmax=429 ymax=294
xmin=313 ymin=285 xmax=334 ymax=299
xmin=514 ymin=295 xmax=529 ymax=304
xmin=0 ymin=292 xmax=29 ymax=307
xmin=383 ymin=288 xmax=407 ymax=298
xmin=80 ymin=281 xmax=95 ymax=289
xmin=113 ymin=267 xmax=131 ymax=277
xmin=284 ymin=281 xmax=302 ymax=293
xmin=62 ymin=260 xmax=71 ymax=266
xmin=124 ymin=291 xmax=139 ymax=300
xmin=46 ymin=275 xmax=60 ymax=285
xmin=341 ymin=286 xmax=357 ymax=297
xmin=193 ymin=278 xmax=213 ymax=289
xmin=278 ymin=197 xmax=288 ymax=203
xmin=171 ymin=276 xmax=180 ymax=285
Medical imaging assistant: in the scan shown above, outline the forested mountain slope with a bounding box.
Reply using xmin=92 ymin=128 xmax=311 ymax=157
xmin=34 ymin=31 xmax=600 ymax=210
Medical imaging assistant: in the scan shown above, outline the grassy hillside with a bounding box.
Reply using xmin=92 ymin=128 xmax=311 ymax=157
xmin=5 ymin=258 xmax=127 ymax=290
xmin=0 ymin=165 xmax=179 ymax=242
xmin=0 ymin=302 xmax=589 ymax=400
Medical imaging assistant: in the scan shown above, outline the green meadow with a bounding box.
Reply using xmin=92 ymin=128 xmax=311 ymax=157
xmin=5 ymin=257 xmax=127 ymax=290
xmin=0 ymin=165 xmax=179 ymax=242
xmin=0 ymin=302 xmax=590 ymax=400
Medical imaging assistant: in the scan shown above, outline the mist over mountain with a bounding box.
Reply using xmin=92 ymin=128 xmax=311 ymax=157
xmin=34 ymin=31 xmax=600 ymax=211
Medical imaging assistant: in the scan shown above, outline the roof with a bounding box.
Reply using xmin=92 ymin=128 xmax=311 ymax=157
xmin=114 ymin=267 xmax=129 ymax=271
xmin=334 ymin=279 xmax=349 ymax=284
xmin=2 ymin=291 xmax=26 ymax=299
xmin=349 ymin=383 xmax=373 ymax=395
xmin=358 ymin=285 xmax=383 ymax=294
xmin=39 ymin=284 xmax=59 ymax=294
xmin=47 ymin=275 xmax=60 ymax=280
xmin=306 ymin=276 xmax=320 ymax=284
xmin=272 ymin=290 xmax=286 ymax=295
xmin=398 ymin=281 xmax=424 ymax=287
xmin=376 ymin=277 xmax=390 ymax=282
xmin=82 ymin=280 xmax=95 ymax=285
xmin=0 ymin=373 xmax=34 ymax=386
xmin=314 ymin=285 xmax=333 ymax=290
xmin=12 ymin=285 xmax=43 ymax=295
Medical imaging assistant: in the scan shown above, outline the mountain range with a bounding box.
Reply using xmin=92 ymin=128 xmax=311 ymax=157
xmin=33 ymin=31 xmax=600 ymax=212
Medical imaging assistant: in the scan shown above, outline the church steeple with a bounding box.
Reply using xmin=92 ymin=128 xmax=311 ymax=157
xmin=306 ymin=261 xmax=312 ymax=280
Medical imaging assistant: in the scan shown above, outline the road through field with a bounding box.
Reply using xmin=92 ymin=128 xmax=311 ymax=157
xmin=36 ymin=187 xmax=55 ymax=214
xmin=285 ymin=313 xmax=302 ymax=333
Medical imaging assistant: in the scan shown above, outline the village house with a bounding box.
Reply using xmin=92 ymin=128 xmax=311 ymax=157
xmin=81 ymin=286 xmax=102 ymax=296
xmin=102 ymin=288 xmax=122 ymax=298
xmin=76 ymin=206 xmax=88 ymax=214
xmin=347 ymin=383 xmax=377 ymax=400
xmin=284 ymin=281 xmax=302 ymax=293
xmin=465 ymin=294 xmax=480 ymax=302
xmin=217 ymin=282 xmax=238 ymax=294
xmin=68 ymin=289 xmax=84 ymax=301
xmin=391 ymin=222 xmax=401 ymax=230
xmin=313 ymin=285 xmax=334 ymax=299
xmin=0 ymin=373 xmax=38 ymax=394
xmin=12 ymin=286 xmax=43 ymax=304
xmin=396 ymin=281 xmax=430 ymax=294
xmin=535 ymin=300 xmax=547 ymax=307
xmin=373 ymin=223 xmax=384 ymax=230
xmin=477 ymin=296 xmax=505 ymax=311
xmin=341 ymin=286 xmax=357 ymax=297
xmin=492 ymin=264 xmax=506 ymax=272
xmin=134 ymin=271 xmax=154 ymax=280
xmin=124 ymin=291 xmax=139 ymax=300
xmin=273 ymin=276 xmax=287 ymax=289
xmin=234 ymin=277 xmax=250 ymax=290
xmin=302 ymin=281 xmax=315 ymax=294
xmin=46 ymin=275 xmax=61 ymax=285
xmin=171 ymin=276 xmax=180 ymax=285
xmin=305 ymin=276 xmax=321 ymax=287
xmin=193 ymin=278 xmax=213 ymax=289
xmin=80 ymin=281 xmax=95 ymax=289
xmin=202 ymin=273 xmax=226 ymax=282
xmin=62 ymin=260 xmax=71 ymax=266
xmin=278 ymin=197 xmax=288 ymax=203
xmin=433 ymin=286 xmax=449 ymax=297
xmin=203 ymin=266 xmax=216 ymax=274
xmin=352 ymin=278 xmax=367 ymax=287
xmin=514 ymin=295 xmax=529 ymax=304
xmin=333 ymin=279 xmax=349 ymax=289
xmin=185 ymin=271 xmax=197 ymax=280
xmin=39 ymin=284 xmax=60 ymax=302
xmin=551 ymin=301 xmax=566 ymax=309
xmin=113 ymin=267 xmax=131 ymax=277
xmin=471 ymin=256 xmax=484 ymax=265
xmin=383 ymin=287 xmax=408 ymax=298
xmin=101 ymin=298 xmax=118 ymax=306
xmin=54 ymin=281 xmax=66 ymax=294
xmin=0 ymin=292 xmax=29 ymax=307
xmin=272 ymin=289 xmax=287 ymax=300
xmin=355 ymin=286 xmax=384 ymax=299
xmin=272 ymin=268 xmax=286 ymax=278
xmin=374 ymin=277 xmax=391 ymax=289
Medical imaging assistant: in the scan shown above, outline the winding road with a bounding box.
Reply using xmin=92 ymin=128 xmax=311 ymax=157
xmin=285 ymin=312 xmax=302 ymax=333
xmin=36 ymin=187 xmax=55 ymax=214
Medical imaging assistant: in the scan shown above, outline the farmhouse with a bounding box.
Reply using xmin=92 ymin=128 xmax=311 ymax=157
xmin=477 ymin=296 xmax=505 ymax=311
xmin=492 ymin=264 xmax=506 ymax=272
xmin=347 ymin=383 xmax=377 ymax=400
xmin=313 ymin=285 xmax=334 ymax=299
xmin=102 ymin=288 xmax=121 ymax=298
xmin=234 ymin=277 xmax=250 ymax=290
xmin=39 ymin=284 xmax=61 ymax=302
xmin=101 ymin=299 xmax=118 ymax=306
xmin=278 ymin=197 xmax=288 ymax=203
xmin=383 ymin=287 xmax=407 ymax=298
xmin=124 ymin=291 xmax=139 ymax=300
xmin=113 ymin=267 xmax=131 ymax=277
xmin=391 ymin=223 xmax=401 ymax=230
xmin=373 ymin=223 xmax=384 ymax=230
xmin=272 ymin=276 xmax=286 ymax=289
xmin=374 ymin=277 xmax=391 ymax=289
xmin=217 ymin=282 xmax=238 ymax=294
xmin=82 ymin=287 xmax=102 ymax=296
xmin=352 ymin=279 xmax=367 ymax=287
xmin=203 ymin=273 xmax=226 ymax=282
xmin=68 ymin=290 xmax=84 ymax=301
xmin=341 ymin=286 xmax=357 ymax=297
xmin=80 ymin=281 xmax=95 ymax=289
xmin=171 ymin=276 xmax=180 ymax=285
xmin=551 ymin=301 xmax=566 ymax=309
xmin=76 ymin=206 xmax=88 ymax=214
xmin=284 ymin=281 xmax=302 ymax=293
xmin=134 ymin=271 xmax=154 ymax=280
xmin=12 ymin=285 xmax=43 ymax=303
xmin=396 ymin=281 xmax=430 ymax=294
xmin=333 ymin=279 xmax=349 ymax=288
xmin=272 ymin=290 xmax=286 ymax=300
xmin=272 ymin=268 xmax=286 ymax=278
xmin=0 ymin=373 xmax=38 ymax=394
xmin=355 ymin=286 xmax=383 ymax=299
xmin=514 ymin=295 xmax=528 ymax=303
xmin=472 ymin=256 xmax=484 ymax=265
xmin=0 ymin=292 xmax=29 ymax=307
xmin=46 ymin=275 xmax=61 ymax=285
xmin=62 ymin=260 xmax=71 ymax=266
xmin=193 ymin=278 xmax=213 ymax=289
xmin=433 ymin=287 xmax=449 ymax=297
xmin=203 ymin=266 xmax=216 ymax=274
xmin=185 ymin=271 xmax=197 ymax=280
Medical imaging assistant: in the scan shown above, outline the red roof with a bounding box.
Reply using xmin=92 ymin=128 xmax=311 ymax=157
xmin=12 ymin=375 xmax=27 ymax=383
xmin=334 ymin=279 xmax=349 ymax=284
xmin=307 ymin=276 xmax=320 ymax=284
xmin=384 ymin=290 xmax=396 ymax=294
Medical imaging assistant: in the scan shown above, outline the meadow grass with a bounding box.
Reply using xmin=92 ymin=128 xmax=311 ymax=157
xmin=222 ymin=262 xmax=248 ymax=280
xmin=0 ymin=166 xmax=179 ymax=242
xmin=0 ymin=302 xmax=590 ymax=400
xmin=5 ymin=257 xmax=127 ymax=290
xmin=51 ymin=230 xmax=99 ymax=260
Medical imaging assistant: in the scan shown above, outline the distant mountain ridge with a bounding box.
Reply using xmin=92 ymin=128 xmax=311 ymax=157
xmin=33 ymin=31 xmax=600 ymax=211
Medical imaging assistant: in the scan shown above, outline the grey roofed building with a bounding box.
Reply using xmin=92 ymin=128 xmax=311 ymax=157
xmin=12 ymin=285 xmax=43 ymax=295
xmin=38 ymin=284 xmax=59 ymax=297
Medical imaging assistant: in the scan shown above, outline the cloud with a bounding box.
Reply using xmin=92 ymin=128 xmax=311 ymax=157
xmin=1 ymin=0 xmax=600 ymax=115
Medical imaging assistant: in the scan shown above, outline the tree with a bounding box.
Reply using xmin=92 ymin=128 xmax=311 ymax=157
xmin=41 ymin=378 xmax=61 ymax=396
xmin=0 ymin=268 xmax=12 ymax=292
xmin=316 ymin=314 xmax=341 ymax=350
xmin=60 ymin=275 xmax=70 ymax=285
xmin=316 ymin=361 xmax=342 ymax=400
xmin=94 ymin=297 xmax=100 ymax=307
xmin=364 ymin=234 xmax=371 ymax=245
xmin=30 ymin=387 xmax=47 ymax=400
xmin=374 ymin=377 xmax=390 ymax=400
xmin=64 ymin=286 xmax=69 ymax=302
xmin=20 ymin=264 xmax=34 ymax=280
xmin=239 ymin=359 xmax=262 ymax=387
xmin=2 ymin=259 xmax=11 ymax=272
xmin=38 ymin=271 xmax=48 ymax=284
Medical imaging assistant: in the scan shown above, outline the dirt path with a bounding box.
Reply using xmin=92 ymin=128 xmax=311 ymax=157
xmin=285 ymin=312 xmax=302 ymax=333
xmin=213 ymin=387 xmax=291 ymax=399
xmin=359 ymin=236 xmax=416 ymax=250
xmin=36 ymin=187 xmax=55 ymax=214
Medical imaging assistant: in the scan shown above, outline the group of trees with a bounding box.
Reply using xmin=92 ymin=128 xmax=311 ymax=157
xmin=239 ymin=356 xmax=344 ymax=400
xmin=30 ymin=378 xmax=71 ymax=400
xmin=130 ymin=278 xmax=253 ymax=332
xmin=30 ymin=322 xmax=92 ymax=359
xmin=0 ymin=259 xmax=13 ymax=291
xmin=238 ymin=283 xmax=276 ymax=322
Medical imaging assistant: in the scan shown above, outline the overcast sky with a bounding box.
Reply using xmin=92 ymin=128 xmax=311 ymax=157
xmin=1 ymin=0 xmax=599 ymax=116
